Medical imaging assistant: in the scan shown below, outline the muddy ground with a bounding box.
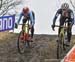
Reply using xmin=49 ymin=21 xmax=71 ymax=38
xmin=0 ymin=32 xmax=75 ymax=62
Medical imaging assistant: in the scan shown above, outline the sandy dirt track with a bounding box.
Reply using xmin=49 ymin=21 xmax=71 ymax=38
xmin=0 ymin=32 xmax=75 ymax=62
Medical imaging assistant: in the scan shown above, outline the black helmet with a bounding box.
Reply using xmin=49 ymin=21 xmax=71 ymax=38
xmin=61 ymin=3 xmax=69 ymax=10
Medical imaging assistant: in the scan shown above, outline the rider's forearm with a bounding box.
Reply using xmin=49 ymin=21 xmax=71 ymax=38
xmin=31 ymin=20 xmax=35 ymax=26
xmin=71 ymin=11 xmax=74 ymax=26
xmin=30 ymin=12 xmax=35 ymax=26
xmin=71 ymin=19 xmax=74 ymax=27
xmin=53 ymin=16 xmax=57 ymax=25
xmin=53 ymin=12 xmax=59 ymax=25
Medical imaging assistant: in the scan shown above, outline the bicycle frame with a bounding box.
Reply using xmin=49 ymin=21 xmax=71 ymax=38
xmin=23 ymin=24 xmax=29 ymax=40
xmin=55 ymin=23 xmax=67 ymax=39
xmin=23 ymin=21 xmax=30 ymax=41
xmin=60 ymin=27 xmax=65 ymax=43
xmin=19 ymin=20 xmax=30 ymax=41
xmin=56 ymin=21 xmax=68 ymax=59
xmin=56 ymin=24 xmax=68 ymax=47
xmin=17 ymin=21 xmax=31 ymax=54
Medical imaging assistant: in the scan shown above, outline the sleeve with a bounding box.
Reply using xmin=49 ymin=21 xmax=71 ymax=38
xmin=30 ymin=11 xmax=35 ymax=26
xmin=17 ymin=12 xmax=23 ymax=24
xmin=70 ymin=10 xmax=74 ymax=26
xmin=53 ymin=9 xmax=61 ymax=25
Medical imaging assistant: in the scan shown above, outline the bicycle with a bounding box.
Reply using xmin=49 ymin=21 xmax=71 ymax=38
xmin=17 ymin=21 xmax=32 ymax=54
xmin=55 ymin=21 xmax=70 ymax=59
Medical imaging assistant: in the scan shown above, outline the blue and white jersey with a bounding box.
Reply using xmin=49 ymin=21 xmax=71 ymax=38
xmin=17 ymin=11 xmax=35 ymax=26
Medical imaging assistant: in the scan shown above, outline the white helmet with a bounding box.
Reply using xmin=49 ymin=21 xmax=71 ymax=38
xmin=61 ymin=3 xmax=69 ymax=10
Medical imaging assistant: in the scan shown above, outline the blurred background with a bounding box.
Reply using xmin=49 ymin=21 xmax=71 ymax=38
xmin=0 ymin=0 xmax=75 ymax=35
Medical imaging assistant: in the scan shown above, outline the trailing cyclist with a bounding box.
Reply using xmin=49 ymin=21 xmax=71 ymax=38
xmin=15 ymin=7 xmax=35 ymax=41
xmin=52 ymin=3 xmax=74 ymax=46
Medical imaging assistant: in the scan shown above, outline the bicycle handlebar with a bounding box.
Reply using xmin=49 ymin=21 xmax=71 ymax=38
xmin=55 ymin=25 xmax=65 ymax=27
xmin=55 ymin=25 xmax=64 ymax=28
xmin=18 ymin=24 xmax=23 ymax=25
xmin=18 ymin=24 xmax=29 ymax=25
xmin=55 ymin=25 xmax=69 ymax=29
xmin=55 ymin=25 xmax=71 ymax=29
xmin=18 ymin=24 xmax=30 ymax=27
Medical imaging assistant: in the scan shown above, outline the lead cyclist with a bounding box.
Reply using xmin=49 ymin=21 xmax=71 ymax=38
xmin=15 ymin=7 xmax=35 ymax=41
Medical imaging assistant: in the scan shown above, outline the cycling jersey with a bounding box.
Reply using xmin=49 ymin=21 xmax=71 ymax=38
xmin=17 ymin=11 xmax=35 ymax=26
xmin=53 ymin=9 xmax=74 ymax=26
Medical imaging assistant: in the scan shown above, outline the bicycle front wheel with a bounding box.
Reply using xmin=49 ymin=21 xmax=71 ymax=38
xmin=57 ymin=35 xmax=64 ymax=59
xmin=17 ymin=31 xmax=26 ymax=54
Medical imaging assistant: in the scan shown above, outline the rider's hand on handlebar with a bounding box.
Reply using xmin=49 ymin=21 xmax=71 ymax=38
xmin=29 ymin=24 xmax=32 ymax=29
xmin=51 ymin=25 xmax=55 ymax=31
xmin=64 ymin=26 xmax=71 ymax=29
xmin=65 ymin=26 xmax=71 ymax=29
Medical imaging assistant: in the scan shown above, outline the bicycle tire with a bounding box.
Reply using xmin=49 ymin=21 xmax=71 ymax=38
xmin=27 ymin=40 xmax=30 ymax=47
xmin=17 ymin=31 xmax=26 ymax=54
xmin=57 ymin=34 xmax=64 ymax=59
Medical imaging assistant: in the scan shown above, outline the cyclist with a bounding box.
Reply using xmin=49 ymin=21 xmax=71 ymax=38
xmin=15 ymin=7 xmax=35 ymax=41
xmin=52 ymin=3 xmax=74 ymax=46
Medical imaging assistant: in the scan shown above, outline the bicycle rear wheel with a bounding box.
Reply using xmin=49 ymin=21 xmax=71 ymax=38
xmin=17 ymin=31 xmax=26 ymax=54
